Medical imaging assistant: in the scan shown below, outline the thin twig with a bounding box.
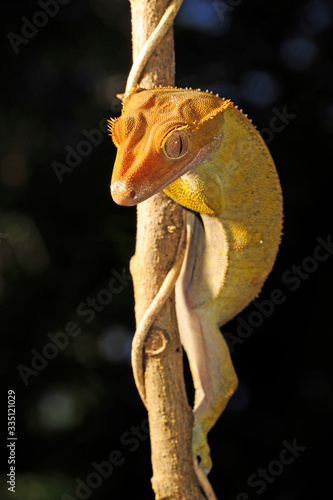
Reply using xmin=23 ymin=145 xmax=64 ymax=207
xmin=131 ymin=221 xmax=186 ymax=405
xmin=125 ymin=0 xmax=183 ymax=93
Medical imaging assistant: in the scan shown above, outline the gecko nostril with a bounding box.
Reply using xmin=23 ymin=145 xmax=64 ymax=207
xmin=130 ymin=190 xmax=136 ymax=198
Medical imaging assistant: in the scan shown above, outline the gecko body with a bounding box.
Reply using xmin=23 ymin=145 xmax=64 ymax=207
xmin=109 ymin=86 xmax=283 ymax=473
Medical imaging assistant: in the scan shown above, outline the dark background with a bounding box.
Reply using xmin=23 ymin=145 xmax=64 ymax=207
xmin=1 ymin=0 xmax=332 ymax=499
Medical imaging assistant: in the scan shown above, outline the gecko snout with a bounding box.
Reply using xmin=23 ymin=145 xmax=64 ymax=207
xmin=110 ymin=180 xmax=138 ymax=206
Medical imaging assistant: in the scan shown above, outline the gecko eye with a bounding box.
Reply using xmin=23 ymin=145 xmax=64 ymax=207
xmin=163 ymin=130 xmax=189 ymax=159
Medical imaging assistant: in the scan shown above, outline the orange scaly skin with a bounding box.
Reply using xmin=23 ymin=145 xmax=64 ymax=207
xmin=109 ymin=87 xmax=283 ymax=473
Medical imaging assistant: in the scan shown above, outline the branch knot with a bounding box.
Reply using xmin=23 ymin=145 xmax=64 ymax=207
xmin=145 ymin=328 xmax=168 ymax=356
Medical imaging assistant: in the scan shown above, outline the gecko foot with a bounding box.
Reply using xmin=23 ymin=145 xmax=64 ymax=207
xmin=193 ymin=426 xmax=212 ymax=475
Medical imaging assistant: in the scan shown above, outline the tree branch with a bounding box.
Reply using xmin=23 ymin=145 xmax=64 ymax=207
xmin=128 ymin=0 xmax=206 ymax=498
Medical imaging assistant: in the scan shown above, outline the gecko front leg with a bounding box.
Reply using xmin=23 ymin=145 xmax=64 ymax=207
xmin=175 ymin=210 xmax=238 ymax=473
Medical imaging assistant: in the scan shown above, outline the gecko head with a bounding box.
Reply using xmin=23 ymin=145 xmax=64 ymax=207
xmin=109 ymin=87 xmax=231 ymax=206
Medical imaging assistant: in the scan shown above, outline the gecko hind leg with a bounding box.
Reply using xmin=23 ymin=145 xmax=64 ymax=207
xmin=175 ymin=211 xmax=238 ymax=474
xmin=191 ymin=312 xmax=238 ymax=474
xmin=176 ymin=293 xmax=238 ymax=473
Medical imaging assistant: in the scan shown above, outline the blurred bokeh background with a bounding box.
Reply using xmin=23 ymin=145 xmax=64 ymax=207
xmin=1 ymin=0 xmax=332 ymax=498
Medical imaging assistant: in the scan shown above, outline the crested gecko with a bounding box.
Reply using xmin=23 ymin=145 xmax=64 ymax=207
xmin=108 ymin=86 xmax=283 ymax=474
